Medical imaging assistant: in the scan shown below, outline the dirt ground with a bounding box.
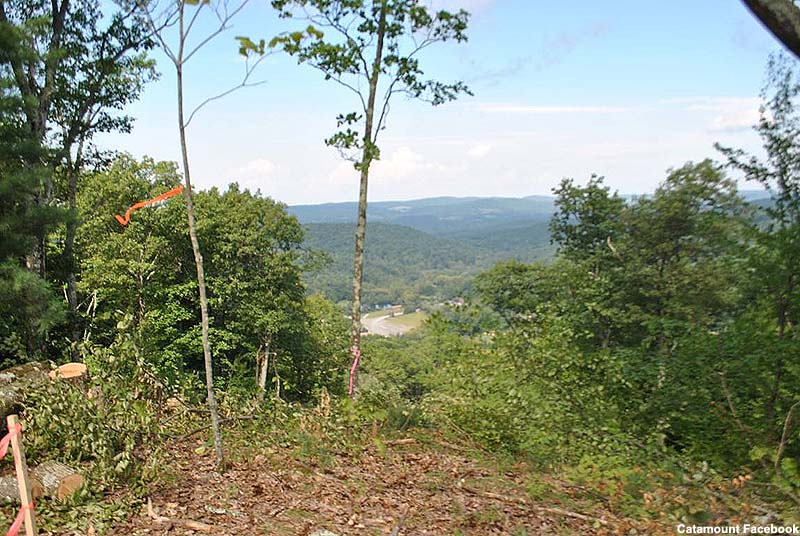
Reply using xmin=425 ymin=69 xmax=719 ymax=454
xmin=106 ymin=434 xmax=618 ymax=536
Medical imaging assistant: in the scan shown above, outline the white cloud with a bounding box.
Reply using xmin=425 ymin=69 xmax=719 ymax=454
xmin=661 ymin=96 xmax=760 ymax=111
xmin=377 ymin=146 xmax=424 ymax=178
xmin=326 ymin=160 xmax=358 ymax=186
xmin=467 ymin=143 xmax=492 ymax=158
xmin=710 ymin=109 xmax=760 ymax=132
xmin=239 ymin=158 xmax=276 ymax=175
xmin=657 ymin=96 xmax=762 ymax=133
xmin=227 ymin=158 xmax=276 ymax=192
xmin=477 ymin=103 xmax=631 ymax=114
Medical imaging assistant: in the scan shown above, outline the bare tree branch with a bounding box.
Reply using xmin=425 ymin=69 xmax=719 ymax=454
xmin=184 ymin=52 xmax=273 ymax=128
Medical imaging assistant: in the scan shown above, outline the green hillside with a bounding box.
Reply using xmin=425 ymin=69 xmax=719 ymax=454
xmin=303 ymin=222 xmax=481 ymax=307
xmin=297 ymin=193 xmax=772 ymax=307
xmin=442 ymin=219 xmax=555 ymax=261
xmin=302 ymin=219 xmax=555 ymax=307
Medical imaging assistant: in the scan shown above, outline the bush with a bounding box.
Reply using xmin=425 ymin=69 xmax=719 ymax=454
xmin=23 ymin=332 xmax=162 ymax=490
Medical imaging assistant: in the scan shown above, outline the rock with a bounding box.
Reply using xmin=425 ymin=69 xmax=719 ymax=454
xmin=309 ymin=530 xmax=339 ymax=536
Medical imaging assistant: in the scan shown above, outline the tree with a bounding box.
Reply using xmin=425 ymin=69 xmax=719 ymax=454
xmin=0 ymin=0 xmax=71 ymax=282
xmin=0 ymin=0 xmax=156 ymax=357
xmin=549 ymin=176 xmax=629 ymax=348
xmin=135 ymin=0 xmax=266 ymax=469
xmin=717 ymin=54 xmax=800 ymax=434
xmin=75 ymin=156 xmax=343 ymax=402
xmin=0 ymin=18 xmax=64 ymax=360
xmin=50 ymin=4 xmax=156 ymax=345
xmin=268 ymin=0 xmax=471 ymax=394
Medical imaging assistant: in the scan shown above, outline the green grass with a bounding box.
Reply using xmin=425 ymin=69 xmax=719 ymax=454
xmin=383 ymin=311 xmax=427 ymax=331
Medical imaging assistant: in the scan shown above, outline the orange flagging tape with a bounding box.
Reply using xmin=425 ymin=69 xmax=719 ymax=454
xmin=5 ymin=502 xmax=33 ymax=536
xmin=115 ymin=185 xmax=185 ymax=226
xmin=0 ymin=423 xmax=21 ymax=459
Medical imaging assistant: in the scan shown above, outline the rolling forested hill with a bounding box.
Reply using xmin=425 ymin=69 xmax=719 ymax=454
xmin=302 ymin=222 xmax=483 ymax=306
xmin=289 ymin=195 xmax=555 ymax=233
xmin=294 ymin=196 xmax=558 ymax=306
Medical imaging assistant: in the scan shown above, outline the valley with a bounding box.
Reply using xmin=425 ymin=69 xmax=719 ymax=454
xmin=293 ymin=196 xmax=556 ymax=308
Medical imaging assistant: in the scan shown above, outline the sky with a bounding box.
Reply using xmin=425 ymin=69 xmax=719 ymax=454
xmin=99 ymin=0 xmax=783 ymax=205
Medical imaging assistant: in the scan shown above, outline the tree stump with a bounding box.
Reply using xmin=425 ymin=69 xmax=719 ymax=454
xmin=48 ymin=363 xmax=87 ymax=381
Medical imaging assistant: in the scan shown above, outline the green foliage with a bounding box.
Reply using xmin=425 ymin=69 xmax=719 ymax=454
xmin=303 ymin=221 xmax=554 ymax=309
xmin=0 ymin=35 xmax=65 ymax=362
xmin=73 ymin=155 xmax=345 ymax=402
xmin=0 ymin=262 xmax=64 ymax=362
xmin=266 ymin=0 xmax=471 ymax=171
xmin=303 ymin=222 xmax=480 ymax=307
xmin=353 ymin=150 xmax=798 ymax=507
xmin=0 ymin=0 xmax=155 ymax=363
xmin=550 ymin=174 xmax=625 ymax=261
xmin=24 ymin=330 xmax=160 ymax=489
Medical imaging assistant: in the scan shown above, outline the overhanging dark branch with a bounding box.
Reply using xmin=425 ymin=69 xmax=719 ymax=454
xmin=743 ymin=0 xmax=800 ymax=58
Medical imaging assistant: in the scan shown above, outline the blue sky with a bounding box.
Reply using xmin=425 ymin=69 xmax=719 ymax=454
xmin=100 ymin=0 xmax=782 ymax=204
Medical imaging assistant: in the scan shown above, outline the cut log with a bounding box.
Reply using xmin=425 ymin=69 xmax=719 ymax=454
xmin=0 ymin=475 xmax=43 ymax=503
xmin=0 ymin=461 xmax=85 ymax=503
xmin=0 ymin=363 xmax=49 ymax=425
xmin=31 ymin=461 xmax=84 ymax=501
xmin=48 ymin=363 xmax=87 ymax=381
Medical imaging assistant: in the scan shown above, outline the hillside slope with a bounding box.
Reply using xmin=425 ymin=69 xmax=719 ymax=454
xmin=303 ymin=222 xmax=481 ymax=306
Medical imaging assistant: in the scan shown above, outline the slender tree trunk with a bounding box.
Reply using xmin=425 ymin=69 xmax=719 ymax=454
xmin=273 ymin=352 xmax=281 ymax=400
xmin=176 ymin=12 xmax=224 ymax=469
xmin=349 ymin=0 xmax=387 ymax=395
xmin=767 ymin=274 xmax=792 ymax=435
xmin=257 ymin=338 xmax=271 ymax=402
xmin=64 ymin=146 xmax=84 ymax=354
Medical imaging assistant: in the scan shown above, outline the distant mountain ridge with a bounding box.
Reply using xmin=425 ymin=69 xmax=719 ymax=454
xmin=289 ymin=195 xmax=556 ymax=235
xmin=289 ymin=191 xmax=771 ymax=235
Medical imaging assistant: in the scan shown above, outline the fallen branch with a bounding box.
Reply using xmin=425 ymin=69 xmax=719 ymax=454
xmin=776 ymin=400 xmax=800 ymax=473
xmin=147 ymin=497 xmax=213 ymax=532
xmin=389 ymin=507 xmax=409 ymax=536
xmin=533 ymin=506 xmax=612 ymax=527
xmin=386 ymin=438 xmax=416 ymax=446
xmin=173 ymin=415 xmax=257 ymax=441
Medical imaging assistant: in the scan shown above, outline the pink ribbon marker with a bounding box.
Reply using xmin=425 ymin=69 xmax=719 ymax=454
xmin=0 ymin=423 xmax=21 ymax=459
xmin=348 ymin=346 xmax=362 ymax=396
xmin=5 ymin=502 xmax=33 ymax=536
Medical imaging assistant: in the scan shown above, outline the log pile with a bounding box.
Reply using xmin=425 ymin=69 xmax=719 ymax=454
xmin=0 ymin=362 xmax=89 ymax=427
xmin=0 ymin=362 xmax=88 ymax=504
